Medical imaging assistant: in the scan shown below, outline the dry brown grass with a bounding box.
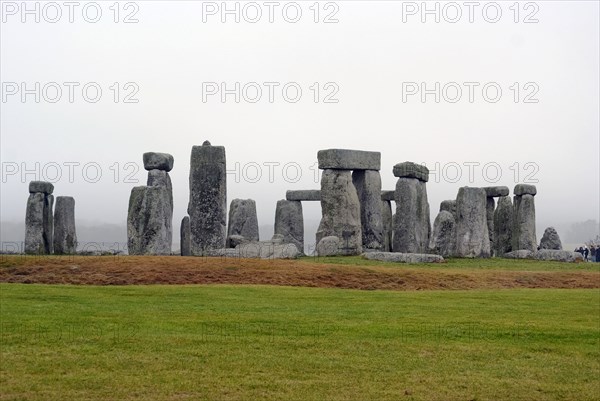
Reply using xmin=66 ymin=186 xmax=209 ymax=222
xmin=1 ymin=255 xmax=599 ymax=290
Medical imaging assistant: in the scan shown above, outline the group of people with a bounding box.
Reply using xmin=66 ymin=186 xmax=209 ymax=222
xmin=575 ymin=245 xmax=600 ymax=262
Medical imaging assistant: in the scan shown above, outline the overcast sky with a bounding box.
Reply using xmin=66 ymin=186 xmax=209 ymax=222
xmin=1 ymin=0 xmax=599 ymax=249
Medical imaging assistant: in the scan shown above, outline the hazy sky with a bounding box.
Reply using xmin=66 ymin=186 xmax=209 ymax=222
xmin=1 ymin=0 xmax=599 ymax=248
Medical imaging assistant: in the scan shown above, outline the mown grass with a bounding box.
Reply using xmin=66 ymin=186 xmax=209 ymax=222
xmin=1 ymin=284 xmax=599 ymax=400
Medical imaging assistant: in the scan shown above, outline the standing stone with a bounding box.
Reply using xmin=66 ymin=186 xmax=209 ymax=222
xmin=512 ymin=186 xmax=537 ymax=252
xmin=381 ymin=200 xmax=393 ymax=252
xmin=494 ymin=196 xmax=513 ymax=256
xmin=227 ymin=199 xmax=259 ymax=247
xmin=316 ymin=169 xmax=362 ymax=255
xmin=454 ymin=187 xmax=490 ymax=258
xmin=486 ymin=197 xmax=496 ymax=255
xmin=180 ymin=216 xmax=191 ymax=256
xmin=274 ymin=200 xmax=304 ymax=254
xmin=188 ymin=141 xmax=227 ymax=255
xmin=539 ymin=227 xmax=562 ymax=250
xmin=392 ymin=163 xmax=430 ymax=254
xmin=440 ymin=200 xmax=457 ymax=218
xmin=429 ymin=210 xmax=456 ymax=257
xmin=127 ymin=186 xmax=172 ymax=255
xmin=352 ymin=170 xmax=384 ymax=250
xmin=24 ymin=182 xmax=54 ymax=255
xmin=53 ymin=196 xmax=77 ymax=254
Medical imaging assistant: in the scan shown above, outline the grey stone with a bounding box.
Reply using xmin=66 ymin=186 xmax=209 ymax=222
xmin=227 ymin=235 xmax=248 ymax=248
xmin=53 ymin=196 xmax=77 ymax=254
xmin=24 ymin=192 xmax=54 ymax=254
xmin=380 ymin=191 xmax=395 ymax=201
xmin=429 ymin=210 xmax=456 ymax=257
xmin=316 ymin=169 xmax=362 ymax=255
xmin=274 ymin=200 xmax=304 ymax=253
xmin=534 ymin=249 xmax=582 ymax=262
xmin=484 ymin=186 xmax=509 ymax=197
xmin=440 ymin=200 xmax=457 ymax=217
xmin=494 ymin=196 xmax=513 ymax=256
xmin=316 ymin=236 xmax=341 ymax=256
xmin=143 ymin=152 xmax=174 ymax=172
xmin=147 ymin=169 xmax=173 ymax=211
xmin=29 ymin=181 xmax=54 ymax=195
xmin=392 ymin=177 xmax=430 ymax=253
xmin=286 ymin=190 xmax=321 ymax=201
xmin=363 ymin=252 xmax=444 ymax=264
xmin=226 ymin=199 xmax=259 ymax=247
xmin=205 ymin=248 xmax=240 ymax=258
xmin=317 ymin=149 xmax=381 ymax=170
xmin=188 ymin=142 xmax=227 ymax=255
xmin=455 ymin=187 xmax=490 ymax=258
xmin=503 ymin=250 xmax=533 ymax=259
xmin=237 ymin=242 xmax=300 ymax=259
xmin=352 ymin=170 xmax=384 ymax=250
xmin=270 ymin=234 xmax=285 ymax=244
xmin=539 ymin=227 xmax=562 ymax=250
xmin=486 ymin=197 xmax=496 ymax=255
xmin=392 ymin=162 xmax=429 ymax=182
xmin=127 ymin=186 xmax=172 ymax=255
xmin=514 ymin=184 xmax=537 ymax=196
xmin=180 ymin=216 xmax=191 ymax=256
xmin=381 ymin=200 xmax=393 ymax=252
xmin=512 ymin=194 xmax=537 ymax=252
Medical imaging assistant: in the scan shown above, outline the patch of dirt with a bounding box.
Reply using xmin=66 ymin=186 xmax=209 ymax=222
xmin=0 ymin=256 xmax=598 ymax=290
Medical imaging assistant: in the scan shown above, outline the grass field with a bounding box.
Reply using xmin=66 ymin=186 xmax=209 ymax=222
xmin=1 ymin=282 xmax=599 ymax=400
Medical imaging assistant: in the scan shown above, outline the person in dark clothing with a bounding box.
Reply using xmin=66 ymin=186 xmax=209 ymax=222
xmin=583 ymin=247 xmax=589 ymax=261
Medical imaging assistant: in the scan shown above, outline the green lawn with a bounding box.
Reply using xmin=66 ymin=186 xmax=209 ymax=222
xmin=1 ymin=284 xmax=599 ymax=401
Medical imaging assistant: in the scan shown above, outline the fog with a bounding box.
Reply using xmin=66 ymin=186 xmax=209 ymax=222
xmin=1 ymin=1 xmax=599 ymax=251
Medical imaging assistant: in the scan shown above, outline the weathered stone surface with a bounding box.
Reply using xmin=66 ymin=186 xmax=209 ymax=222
xmin=226 ymin=199 xmax=259 ymax=247
xmin=143 ymin=152 xmax=174 ymax=172
xmin=205 ymin=248 xmax=240 ymax=258
xmin=274 ymin=200 xmax=304 ymax=254
xmin=53 ymin=196 xmax=77 ymax=254
xmin=147 ymin=169 xmax=173 ymax=211
xmin=316 ymin=236 xmax=340 ymax=256
xmin=392 ymin=177 xmax=430 ymax=253
xmin=392 ymin=162 xmax=429 ymax=182
xmin=237 ymin=242 xmax=300 ymax=259
xmin=24 ymin=192 xmax=54 ymax=254
xmin=180 ymin=216 xmax=191 ymax=256
xmin=381 ymin=200 xmax=393 ymax=252
xmin=316 ymin=169 xmax=362 ymax=255
xmin=227 ymin=235 xmax=248 ymax=248
xmin=440 ymin=200 xmax=456 ymax=215
xmin=539 ymin=227 xmax=562 ymax=250
xmin=494 ymin=196 xmax=513 ymax=256
xmin=512 ymin=194 xmax=537 ymax=252
xmin=455 ymin=187 xmax=490 ymax=258
xmin=504 ymin=249 xmax=582 ymax=263
xmin=29 ymin=181 xmax=54 ymax=195
xmin=286 ymin=190 xmax=321 ymax=201
xmin=503 ymin=250 xmax=533 ymax=259
xmin=317 ymin=149 xmax=381 ymax=171
xmin=429 ymin=210 xmax=456 ymax=257
xmin=188 ymin=142 xmax=227 ymax=255
xmin=127 ymin=186 xmax=172 ymax=255
xmin=363 ymin=252 xmax=444 ymax=264
xmin=514 ymin=184 xmax=537 ymax=196
xmin=352 ymin=170 xmax=384 ymax=250
xmin=270 ymin=234 xmax=284 ymax=244
xmin=486 ymin=197 xmax=495 ymax=255
xmin=484 ymin=186 xmax=509 ymax=197
xmin=381 ymin=191 xmax=395 ymax=201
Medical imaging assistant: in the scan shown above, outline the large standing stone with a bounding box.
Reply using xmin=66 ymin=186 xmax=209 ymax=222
xmin=53 ymin=196 xmax=77 ymax=254
xmin=392 ymin=177 xmax=430 ymax=254
xmin=227 ymin=199 xmax=259 ymax=247
xmin=493 ymin=196 xmax=513 ymax=256
xmin=316 ymin=169 xmax=362 ymax=255
xmin=352 ymin=170 xmax=384 ymax=250
xmin=24 ymin=190 xmax=54 ymax=255
xmin=486 ymin=197 xmax=496 ymax=255
xmin=429 ymin=210 xmax=456 ymax=257
xmin=454 ymin=187 xmax=490 ymax=258
xmin=188 ymin=141 xmax=227 ymax=255
xmin=180 ymin=216 xmax=191 ymax=256
xmin=127 ymin=186 xmax=172 ymax=255
xmin=512 ymin=186 xmax=537 ymax=252
xmin=274 ymin=200 xmax=304 ymax=254
xmin=381 ymin=200 xmax=393 ymax=252
xmin=317 ymin=149 xmax=380 ymax=170
xmin=539 ymin=227 xmax=562 ymax=250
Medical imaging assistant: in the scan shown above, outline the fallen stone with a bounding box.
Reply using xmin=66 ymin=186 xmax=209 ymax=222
xmin=286 ymin=190 xmax=321 ymax=201
xmin=316 ymin=236 xmax=341 ymax=256
xmin=392 ymin=162 xmax=429 ymax=182
xmin=494 ymin=196 xmax=513 ymax=256
xmin=454 ymin=187 xmax=490 ymax=258
xmin=317 ymin=149 xmax=381 ymax=170
xmin=484 ymin=186 xmax=509 ymax=197
xmin=363 ymin=252 xmax=445 ymax=264
xmin=274 ymin=200 xmax=304 ymax=254
xmin=226 ymin=199 xmax=259 ymax=247
xmin=353 ymin=170 xmax=384 ymax=250
xmin=53 ymin=196 xmax=77 ymax=254
xmin=227 ymin=235 xmax=248 ymax=248
xmin=539 ymin=227 xmax=563 ymax=250
xmin=392 ymin=177 xmax=430 ymax=253
xmin=429 ymin=210 xmax=456 ymax=257
xmin=514 ymin=184 xmax=537 ymax=196
xmin=180 ymin=216 xmax=191 ymax=256
xmin=534 ymin=249 xmax=582 ymax=262
xmin=143 ymin=152 xmax=174 ymax=172
xmin=237 ymin=242 xmax=301 ymax=259
xmin=503 ymin=250 xmax=534 ymax=259
xmin=29 ymin=181 xmax=54 ymax=195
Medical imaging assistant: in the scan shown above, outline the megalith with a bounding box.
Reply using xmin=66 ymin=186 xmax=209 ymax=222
xmin=539 ymin=227 xmax=562 ymax=250
xmin=352 ymin=170 xmax=384 ymax=250
xmin=227 ymin=199 xmax=259 ymax=247
xmin=454 ymin=187 xmax=490 ymax=258
xmin=53 ymin=196 xmax=77 ymax=254
xmin=24 ymin=181 xmax=54 ymax=255
xmin=274 ymin=200 xmax=304 ymax=254
xmin=180 ymin=216 xmax=191 ymax=256
xmin=512 ymin=184 xmax=537 ymax=252
xmin=494 ymin=195 xmax=513 ymax=256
